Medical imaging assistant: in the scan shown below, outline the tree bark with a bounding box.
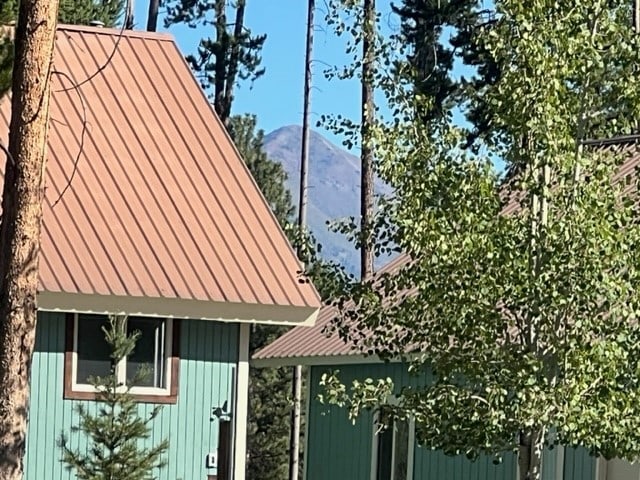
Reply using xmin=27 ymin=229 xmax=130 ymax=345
xmin=360 ymin=0 xmax=375 ymax=280
xmin=0 ymin=0 xmax=59 ymax=478
xmin=125 ymin=0 xmax=134 ymax=29
xmin=290 ymin=3 xmax=315 ymax=478
xmin=221 ymin=0 xmax=246 ymax=125
xmin=146 ymin=0 xmax=159 ymax=32
xmin=518 ymin=430 xmax=545 ymax=480
xmin=214 ymin=0 xmax=228 ymax=119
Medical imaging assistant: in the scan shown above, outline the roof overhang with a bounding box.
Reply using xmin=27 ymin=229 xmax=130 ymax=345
xmin=251 ymin=353 xmax=399 ymax=368
xmin=38 ymin=291 xmax=319 ymax=326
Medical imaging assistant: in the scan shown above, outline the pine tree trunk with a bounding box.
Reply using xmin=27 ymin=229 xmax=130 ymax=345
xmin=125 ymin=0 xmax=134 ymax=29
xmin=518 ymin=430 xmax=545 ymax=480
xmin=0 ymin=0 xmax=58 ymax=477
xmin=221 ymin=0 xmax=246 ymax=125
xmin=290 ymin=3 xmax=315 ymax=478
xmin=360 ymin=0 xmax=375 ymax=280
xmin=214 ymin=0 xmax=227 ymax=118
xmin=146 ymin=0 xmax=159 ymax=31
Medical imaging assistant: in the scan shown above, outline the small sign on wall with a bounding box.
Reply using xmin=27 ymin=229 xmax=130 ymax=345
xmin=205 ymin=452 xmax=217 ymax=469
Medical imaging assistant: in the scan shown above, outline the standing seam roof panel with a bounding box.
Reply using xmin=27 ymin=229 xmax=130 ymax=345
xmin=117 ymin=38 xmax=246 ymax=303
xmin=138 ymin=34 xmax=284 ymax=301
xmin=126 ymin=38 xmax=267 ymax=304
xmin=83 ymin=33 xmax=217 ymax=301
xmin=162 ymin=40 xmax=311 ymax=307
xmin=53 ymin=33 xmax=192 ymax=299
xmin=0 ymin=25 xmax=321 ymax=310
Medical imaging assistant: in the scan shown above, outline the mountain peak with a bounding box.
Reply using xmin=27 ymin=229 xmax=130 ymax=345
xmin=263 ymin=125 xmax=389 ymax=274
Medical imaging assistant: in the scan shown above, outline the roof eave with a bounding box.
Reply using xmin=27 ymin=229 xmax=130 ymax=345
xmin=38 ymin=291 xmax=320 ymax=326
xmin=251 ymin=353 xmax=391 ymax=368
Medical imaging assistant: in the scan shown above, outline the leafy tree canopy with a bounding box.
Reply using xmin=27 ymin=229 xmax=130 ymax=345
xmin=321 ymin=2 xmax=640 ymax=479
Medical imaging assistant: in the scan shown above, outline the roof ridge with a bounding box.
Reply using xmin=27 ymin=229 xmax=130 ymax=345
xmin=57 ymin=24 xmax=174 ymax=41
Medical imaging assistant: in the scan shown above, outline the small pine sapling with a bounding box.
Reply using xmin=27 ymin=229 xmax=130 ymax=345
xmin=58 ymin=315 xmax=169 ymax=480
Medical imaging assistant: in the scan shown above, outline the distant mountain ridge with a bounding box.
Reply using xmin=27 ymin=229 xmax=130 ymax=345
xmin=263 ymin=125 xmax=390 ymax=274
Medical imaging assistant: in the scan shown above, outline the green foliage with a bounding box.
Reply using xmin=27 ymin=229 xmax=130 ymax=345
xmin=0 ymin=1 xmax=14 ymax=98
xmin=228 ymin=114 xmax=295 ymax=225
xmin=58 ymin=0 xmax=125 ymax=27
xmin=0 ymin=0 xmax=124 ymax=28
xmin=320 ymin=1 xmax=640 ymax=479
xmin=163 ymin=0 xmax=266 ymax=121
xmin=227 ymin=113 xmax=292 ymax=480
xmin=58 ymin=316 xmax=168 ymax=480
xmin=392 ymin=0 xmax=499 ymax=145
xmin=0 ymin=0 xmax=125 ymax=97
xmin=228 ymin=113 xmax=346 ymax=479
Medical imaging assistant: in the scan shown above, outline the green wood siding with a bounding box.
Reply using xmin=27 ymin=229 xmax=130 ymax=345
xmin=306 ymin=364 xmax=394 ymax=480
xmin=25 ymin=311 xmax=239 ymax=480
xmin=306 ymin=364 xmax=517 ymax=480
xmin=563 ymin=446 xmax=596 ymax=480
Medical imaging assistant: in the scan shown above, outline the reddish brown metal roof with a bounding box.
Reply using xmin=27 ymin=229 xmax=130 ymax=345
xmin=253 ymin=253 xmax=411 ymax=364
xmin=253 ymin=140 xmax=640 ymax=362
xmin=0 ymin=25 xmax=320 ymax=319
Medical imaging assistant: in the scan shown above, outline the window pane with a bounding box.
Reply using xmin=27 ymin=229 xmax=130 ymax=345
xmin=126 ymin=317 xmax=166 ymax=388
xmin=392 ymin=419 xmax=410 ymax=480
xmin=376 ymin=419 xmax=394 ymax=480
xmin=76 ymin=315 xmax=111 ymax=384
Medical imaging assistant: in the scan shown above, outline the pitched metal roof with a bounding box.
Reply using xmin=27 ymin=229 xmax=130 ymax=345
xmin=253 ymin=253 xmax=411 ymax=365
xmin=0 ymin=25 xmax=320 ymax=323
xmin=253 ymin=139 xmax=640 ymax=363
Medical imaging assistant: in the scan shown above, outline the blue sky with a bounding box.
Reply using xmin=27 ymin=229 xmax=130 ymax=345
xmin=133 ymin=0 xmax=396 ymax=148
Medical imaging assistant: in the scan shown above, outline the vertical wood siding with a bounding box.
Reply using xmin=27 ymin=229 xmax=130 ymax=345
xmin=306 ymin=363 xmax=517 ymax=480
xmin=563 ymin=446 xmax=596 ymax=480
xmin=24 ymin=311 xmax=239 ymax=480
xmin=306 ymin=365 xmax=376 ymax=480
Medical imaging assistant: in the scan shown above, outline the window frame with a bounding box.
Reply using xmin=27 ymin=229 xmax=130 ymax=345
xmin=64 ymin=313 xmax=180 ymax=404
xmin=370 ymin=401 xmax=415 ymax=480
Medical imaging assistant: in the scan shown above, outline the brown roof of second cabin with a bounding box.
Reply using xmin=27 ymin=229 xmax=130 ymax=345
xmin=253 ymin=139 xmax=640 ymax=363
xmin=253 ymin=253 xmax=412 ymax=363
xmin=0 ymin=25 xmax=320 ymax=312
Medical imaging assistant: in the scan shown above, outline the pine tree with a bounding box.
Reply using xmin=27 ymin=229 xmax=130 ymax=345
xmin=0 ymin=0 xmax=125 ymax=95
xmin=227 ymin=114 xmax=294 ymax=480
xmin=392 ymin=0 xmax=499 ymax=146
xmin=228 ymin=114 xmax=295 ymax=224
xmin=163 ymin=0 xmax=266 ymax=124
xmin=58 ymin=316 xmax=169 ymax=480
xmin=246 ymin=326 xmax=293 ymax=480
xmin=58 ymin=0 xmax=125 ymax=26
xmin=0 ymin=0 xmax=124 ymax=27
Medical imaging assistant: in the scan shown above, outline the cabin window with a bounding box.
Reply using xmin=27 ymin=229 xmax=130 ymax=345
xmin=372 ymin=412 xmax=414 ymax=480
xmin=64 ymin=313 xmax=180 ymax=404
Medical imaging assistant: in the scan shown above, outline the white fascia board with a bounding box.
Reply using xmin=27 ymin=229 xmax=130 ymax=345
xmin=38 ymin=291 xmax=320 ymax=326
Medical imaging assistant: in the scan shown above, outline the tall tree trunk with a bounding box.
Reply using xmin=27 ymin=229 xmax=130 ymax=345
xmin=125 ymin=0 xmax=134 ymax=29
xmin=214 ymin=0 xmax=227 ymax=118
xmin=146 ymin=0 xmax=159 ymax=32
xmin=0 ymin=0 xmax=59 ymax=478
xmin=290 ymin=2 xmax=315 ymax=479
xmin=360 ymin=0 xmax=375 ymax=280
xmin=518 ymin=430 xmax=545 ymax=480
xmin=221 ymin=0 xmax=246 ymax=125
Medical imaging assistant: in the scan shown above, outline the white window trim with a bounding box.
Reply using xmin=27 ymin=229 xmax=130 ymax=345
xmin=70 ymin=313 xmax=174 ymax=397
xmin=370 ymin=397 xmax=415 ymax=480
